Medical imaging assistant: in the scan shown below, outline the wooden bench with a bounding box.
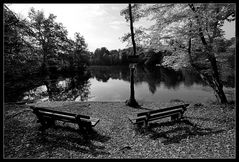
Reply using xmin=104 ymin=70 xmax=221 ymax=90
xmin=128 ymin=104 xmax=189 ymax=128
xmin=30 ymin=106 xmax=100 ymax=134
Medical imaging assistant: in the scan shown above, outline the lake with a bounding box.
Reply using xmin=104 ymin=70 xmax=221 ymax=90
xmin=4 ymin=66 xmax=233 ymax=104
xmin=86 ymin=66 xmax=216 ymax=103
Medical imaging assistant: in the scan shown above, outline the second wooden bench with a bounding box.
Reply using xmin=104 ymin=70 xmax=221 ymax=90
xmin=128 ymin=104 xmax=190 ymax=128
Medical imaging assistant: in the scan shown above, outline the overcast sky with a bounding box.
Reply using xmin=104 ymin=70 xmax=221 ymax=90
xmin=6 ymin=3 xmax=235 ymax=52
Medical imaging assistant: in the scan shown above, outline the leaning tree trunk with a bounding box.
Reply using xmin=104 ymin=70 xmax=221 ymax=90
xmin=207 ymin=50 xmax=228 ymax=104
xmin=188 ymin=3 xmax=228 ymax=104
xmin=188 ymin=38 xmax=228 ymax=104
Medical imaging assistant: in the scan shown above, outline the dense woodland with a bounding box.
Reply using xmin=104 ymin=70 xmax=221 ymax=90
xmin=4 ymin=4 xmax=235 ymax=104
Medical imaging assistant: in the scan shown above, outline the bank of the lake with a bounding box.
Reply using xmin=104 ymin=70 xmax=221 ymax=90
xmin=4 ymin=94 xmax=235 ymax=158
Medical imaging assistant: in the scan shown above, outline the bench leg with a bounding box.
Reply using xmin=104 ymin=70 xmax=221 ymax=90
xmin=37 ymin=117 xmax=55 ymax=134
xmin=38 ymin=120 xmax=48 ymax=134
xmin=46 ymin=118 xmax=55 ymax=128
xmin=143 ymin=120 xmax=148 ymax=129
xmin=135 ymin=120 xmax=148 ymax=133
xmin=78 ymin=126 xmax=90 ymax=142
xmin=78 ymin=124 xmax=87 ymax=132
xmin=171 ymin=113 xmax=182 ymax=121
xmin=35 ymin=114 xmax=49 ymax=133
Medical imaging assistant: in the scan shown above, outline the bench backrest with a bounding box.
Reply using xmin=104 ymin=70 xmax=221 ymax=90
xmin=137 ymin=104 xmax=189 ymax=117
xmin=134 ymin=104 xmax=189 ymax=123
xmin=31 ymin=106 xmax=90 ymax=119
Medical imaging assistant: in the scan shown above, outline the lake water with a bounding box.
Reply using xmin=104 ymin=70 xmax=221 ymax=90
xmin=86 ymin=66 xmax=216 ymax=103
xmin=5 ymin=66 xmax=233 ymax=103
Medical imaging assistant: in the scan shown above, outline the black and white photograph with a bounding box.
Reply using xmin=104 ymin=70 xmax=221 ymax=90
xmin=3 ymin=3 xmax=236 ymax=159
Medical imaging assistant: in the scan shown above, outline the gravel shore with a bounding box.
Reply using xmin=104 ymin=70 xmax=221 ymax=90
xmin=4 ymin=100 xmax=235 ymax=158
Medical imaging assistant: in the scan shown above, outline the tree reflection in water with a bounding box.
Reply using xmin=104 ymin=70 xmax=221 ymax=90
xmin=44 ymin=73 xmax=91 ymax=101
xmin=89 ymin=66 xmax=207 ymax=95
xmin=6 ymin=65 xmax=233 ymax=103
xmin=15 ymin=72 xmax=91 ymax=103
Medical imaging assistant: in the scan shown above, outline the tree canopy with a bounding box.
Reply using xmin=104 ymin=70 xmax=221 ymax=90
xmin=136 ymin=3 xmax=235 ymax=103
xmin=4 ymin=5 xmax=90 ymax=78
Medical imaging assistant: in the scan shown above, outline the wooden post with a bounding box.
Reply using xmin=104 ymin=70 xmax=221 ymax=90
xmin=126 ymin=64 xmax=139 ymax=107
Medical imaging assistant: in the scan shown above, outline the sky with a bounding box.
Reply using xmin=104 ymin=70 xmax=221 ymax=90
xmin=6 ymin=3 xmax=235 ymax=52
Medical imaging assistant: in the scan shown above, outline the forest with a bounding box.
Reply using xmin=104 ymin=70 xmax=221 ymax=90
xmin=4 ymin=4 xmax=235 ymax=104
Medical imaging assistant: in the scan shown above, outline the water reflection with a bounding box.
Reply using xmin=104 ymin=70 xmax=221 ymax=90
xmin=16 ymin=73 xmax=91 ymax=103
xmin=89 ymin=66 xmax=207 ymax=93
xmin=43 ymin=74 xmax=91 ymax=101
xmin=86 ymin=66 xmax=215 ymax=102
xmin=5 ymin=65 xmax=232 ymax=103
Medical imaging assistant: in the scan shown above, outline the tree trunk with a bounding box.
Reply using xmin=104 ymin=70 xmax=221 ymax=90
xmin=129 ymin=3 xmax=137 ymax=56
xmin=130 ymin=67 xmax=135 ymax=101
xmin=208 ymin=52 xmax=228 ymax=103
xmin=188 ymin=38 xmax=228 ymax=104
xmin=126 ymin=3 xmax=139 ymax=108
xmin=188 ymin=3 xmax=228 ymax=104
xmin=41 ymin=53 xmax=48 ymax=74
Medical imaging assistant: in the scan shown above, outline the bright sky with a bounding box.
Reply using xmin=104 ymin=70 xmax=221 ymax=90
xmin=6 ymin=3 xmax=235 ymax=52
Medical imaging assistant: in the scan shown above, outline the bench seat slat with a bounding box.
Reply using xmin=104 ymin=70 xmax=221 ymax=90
xmin=89 ymin=117 xmax=100 ymax=127
xmin=148 ymin=112 xmax=181 ymax=122
xmin=78 ymin=117 xmax=100 ymax=125
xmin=36 ymin=110 xmax=99 ymax=126
xmin=130 ymin=108 xmax=183 ymax=123
xmin=128 ymin=115 xmax=145 ymax=124
xmin=31 ymin=106 xmax=90 ymax=119
xmin=130 ymin=119 xmax=145 ymax=124
xmin=41 ymin=116 xmax=77 ymax=123
xmin=38 ymin=110 xmax=76 ymax=118
xmin=32 ymin=107 xmax=99 ymax=127
xmin=129 ymin=112 xmax=181 ymax=124
xmin=129 ymin=104 xmax=189 ymax=126
xmin=38 ymin=111 xmax=77 ymax=123
xmin=137 ymin=104 xmax=189 ymax=117
xmin=149 ymin=109 xmax=183 ymax=119
xmin=32 ymin=107 xmax=76 ymax=117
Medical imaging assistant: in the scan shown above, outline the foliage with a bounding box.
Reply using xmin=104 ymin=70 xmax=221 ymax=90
xmin=161 ymin=50 xmax=190 ymax=70
xmin=120 ymin=4 xmax=145 ymax=23
xmin=120 ymin=27 xmax=151 ymax=48
xmin=141 ymin=3 xmax=235 ymax=59
xmin=89 ymin=47 xmax=164 ymax=66
xmin=90 ymin=47 xmax=111 ymax=65
xmin=137 ymin=3 xmax=235 ymax=103
xmin=27 ymin=8 xmax=70 ymax=71
xmin=4 ymin=5 xmax=41 ymax=78
xmin=66 ymin=32 xmax=89 ymax=72
xmin=120 ymin=4 xmax=151 ymax=50
xmin=214 ymin=37 xmax=235 ymax=87
xmin=4 ymin=6 xmax=90 ymax=81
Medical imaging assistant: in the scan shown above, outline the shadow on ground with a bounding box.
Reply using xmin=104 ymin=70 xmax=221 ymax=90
xmin=34 ymin=124 xmax=111 ymax=157
xmin=4 ymin=117 xmax=111 ymax=158
xmin=134 ymin=118 xmax=225 ymax=145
